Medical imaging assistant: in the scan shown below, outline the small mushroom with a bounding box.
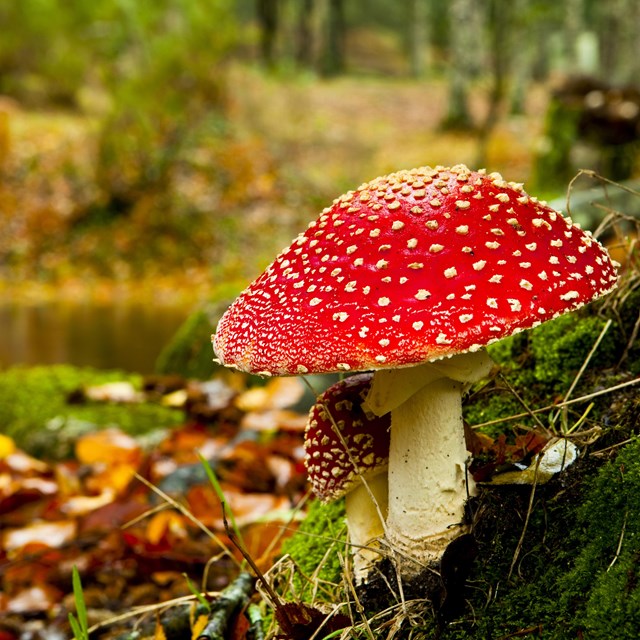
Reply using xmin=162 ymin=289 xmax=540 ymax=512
xmin=213 ymin=164 xmax=619 ymax=580
xmin=304 ymin=373 xmax=390 ymax=583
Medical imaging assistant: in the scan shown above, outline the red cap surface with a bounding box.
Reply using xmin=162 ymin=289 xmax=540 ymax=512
xmin=304 ymin=373 xmax=390 ymax=502
xmin=214 ymin=165 xmax=619 ymax=375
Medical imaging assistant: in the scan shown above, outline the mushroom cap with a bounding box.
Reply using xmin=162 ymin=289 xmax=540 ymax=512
xmin=304 ymin=373 xmax=390 ymax=502
xmin=214 ymin=164 xmax=619 ymax=375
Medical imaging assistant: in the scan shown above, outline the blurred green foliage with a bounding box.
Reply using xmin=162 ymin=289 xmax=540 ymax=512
xmin=0 ymin=0 xmax=238 ymax=230
xmin=155 ymin=306 xmax=220 ymax=380
xmin=0 ymin=0 xmax=236 ymax=107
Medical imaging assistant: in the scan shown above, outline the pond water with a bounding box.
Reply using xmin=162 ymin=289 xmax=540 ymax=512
xmin=0 ymin=301 xmax=191 ymax=373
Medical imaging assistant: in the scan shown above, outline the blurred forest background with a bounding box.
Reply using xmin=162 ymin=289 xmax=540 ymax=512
xmin=1 ymin=0 xmax=640 ymax=371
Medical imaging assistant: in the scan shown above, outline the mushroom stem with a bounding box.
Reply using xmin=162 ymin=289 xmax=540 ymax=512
xmin=364 ymin=350 xmax=493 ymax=576
xmin=344 ymin=473 xmax=388 ymax=584
xmin=387 ymin=377 xmax=470 ymax=571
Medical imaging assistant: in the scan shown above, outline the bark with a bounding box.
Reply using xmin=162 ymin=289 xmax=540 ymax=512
xmin=321 ymin=0 xmax=346 ymax=76
xmin=295 ymin=0 xmax=315 ymax=68
xmin=197 ymin=572 xmax=255 ymax=640
xmin=441 ymin=0 xmax=478 ymax=130
xmin=257 ymin=0 xmax=279 ymax=68
xmin=407 ymin=0 xmax=428 ymax=78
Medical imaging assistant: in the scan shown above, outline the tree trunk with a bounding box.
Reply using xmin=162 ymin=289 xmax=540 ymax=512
xmin=563 ymin=0 xmax=585 ymax=71
xmin=476 ymin=0 xmax=511 ymax=164
xmin=257 ymin=0 xmax=279 ymax=68
xmin=295 ymin=0 xmax=315 ymax=68
xmin=441 ymin=0 xmax=477 ymax=130
xmin=407 ymin=0 xmax=427 ymax=78
xmin=321 ymin=0 xmax=346 ymax=76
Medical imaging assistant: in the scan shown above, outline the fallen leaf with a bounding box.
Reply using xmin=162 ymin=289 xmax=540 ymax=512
xmin=2 ymin=520 xmax=77 ymax=552
xmin=60 ymin=488 xmax=116 ymax=516
xmin=146 ymin=511 xmax=188 ymax=545
xmin=3 ymin=451 xmax=49 ymax=474
xmin=84 ymin=381 xmax=144 ymax=403
xmin=235 ymin=378 xmax=304 ymax=412
xmin=0 ymin=434 xmax=16 ymax=459
xmin=3 ymin=584 xmax=64 ymax=613
xmin=76 ymin=428 xmax=142 ymax=466
xmin=241 ymin=410 xmax=308 ymax=433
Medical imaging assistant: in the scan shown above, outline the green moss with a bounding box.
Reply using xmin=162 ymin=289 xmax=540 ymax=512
xmin=155 ymin=306 xmax=219 ymax=380
xmin=0 ymin=364 xmax=182 ymax=454
xmin=280 ymin=499 xmax=347 ymax=600
xmin=529 ymin=313 xmax=619 ymax=391
xmin=465 ymin=312 xmax=621 ymax=434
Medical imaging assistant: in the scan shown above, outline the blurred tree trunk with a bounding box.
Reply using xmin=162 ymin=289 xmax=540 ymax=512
xmin=257 ymin=0 xmax=280 ymax=68
xmin=599 ymin=0 xmax=640 ymax=83
xmin=441 ymin=0 xmax=477 ymax=130
xmin=321 ymin=0 xmax=346 ymax=76
xmin=407 ymin=0 xmax=427 ymax=78
xmin=563 ymin=0 xmax=585 ymax=70
xmin=509 ymin=0 xmax=531 ymax=114
xmin=476 ymin=0 xmax=511 ymax=164
xmin=295 ymin=0 xmax=316 ymax=68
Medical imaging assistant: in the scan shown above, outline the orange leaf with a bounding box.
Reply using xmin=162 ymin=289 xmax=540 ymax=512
xmin=146 ymin=511 xmax=187 ymax=545
xmin=86 ymin=462 xmax=137 ymax=495
xmin=75 ymin=428 xmax=141 ymax=466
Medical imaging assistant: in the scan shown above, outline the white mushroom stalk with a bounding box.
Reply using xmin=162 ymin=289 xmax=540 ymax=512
xmin=364 ymin=350 xmax=493 ymax=575
xmin=344 ymin=473 xmax=388 ymax=582
xmin=303 ymin=374 xmax=391 ymax=583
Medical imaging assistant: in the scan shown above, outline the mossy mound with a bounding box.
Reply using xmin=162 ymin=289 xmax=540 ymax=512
xmin=279 ymin=284 xmax=640 ymax=637
xmin=465 ymin=309 xmax=621 ymax=437
xmin=281 ymin=437 xmax=640 ymax=638
xmin=155 ymin=306 xmax=220 ymax=380
xmin=0 ymin=364 xmax=182 ymax=456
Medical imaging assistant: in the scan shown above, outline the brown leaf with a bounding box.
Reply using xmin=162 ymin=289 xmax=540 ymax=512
xmin=2 ymin=584 xmax=64 ymax=613
xmin=274 ymin=601 xmax=351 ymax=640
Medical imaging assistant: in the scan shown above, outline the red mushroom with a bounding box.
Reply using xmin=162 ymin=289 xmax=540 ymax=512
xmin=213 ymin=165 xmax=618 ymax=578
xmin=305 ymin=373 xmax=390 ymax=583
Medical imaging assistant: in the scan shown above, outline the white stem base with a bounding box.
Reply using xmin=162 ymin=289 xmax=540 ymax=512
xmin=386 ymin=377 xmax=475 ymax=575
xmin=344 ymin=473 xmax=388 ymax=584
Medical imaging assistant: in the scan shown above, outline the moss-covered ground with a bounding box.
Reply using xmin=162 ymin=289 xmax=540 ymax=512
xmin=280 ymin=271 xmax=640 ymax=638
xmin=0 ymin=364 xmax=182 ymax=456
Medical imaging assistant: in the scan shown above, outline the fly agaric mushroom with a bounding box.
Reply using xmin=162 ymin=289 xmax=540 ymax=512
xmin=213 ymin=164 xmax=619 ymax=579
xmin=305 ymin=373 xmax=390 ymax=583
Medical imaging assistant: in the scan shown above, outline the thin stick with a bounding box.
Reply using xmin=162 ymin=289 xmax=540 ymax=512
xmin=498 ymin=373 xmax=549 ymax=434
xmin=132 ymin=473 xmax=241 ymax=568
xmin=607 ymin=509 xmax=628 ymax=572
xmin=507 ymin=455 xmax=541 ymax=581
xmin=552 ymin=319 xmax=612 ymax=428
xmin=472 ymin=377 xmax=640 ymax=430
xmin=87 ymin=592 xmax=221 ymax=633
